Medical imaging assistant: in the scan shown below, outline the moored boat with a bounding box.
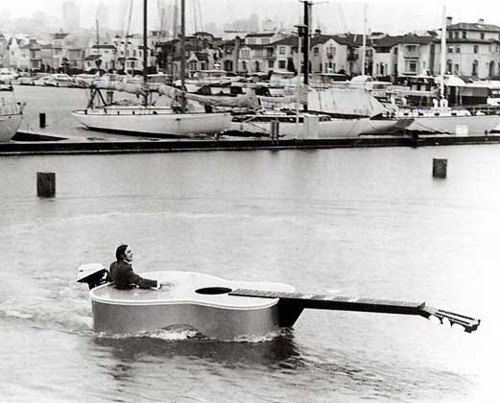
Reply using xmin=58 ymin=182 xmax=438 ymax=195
xmin=229 ymin=112 xmax=412 ymax=138
xmin=71 ymin=0 xmax=232 ymax=138
xmin=0 ymin=100 xmax=23 ymax=142
xmin=72 ymin=105 xmax=232 ymax=137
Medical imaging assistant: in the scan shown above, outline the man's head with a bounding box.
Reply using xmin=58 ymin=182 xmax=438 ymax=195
xmin=116 ymin=244 xmax=134 ymax=262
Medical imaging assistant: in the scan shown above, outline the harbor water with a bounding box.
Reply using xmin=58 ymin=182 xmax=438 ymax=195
xmin=0 ymin=86 xmax=499 ymax=402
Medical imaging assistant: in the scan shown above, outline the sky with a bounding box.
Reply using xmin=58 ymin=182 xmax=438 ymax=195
xmin=2 ymin=0 xmax=500 ymax=35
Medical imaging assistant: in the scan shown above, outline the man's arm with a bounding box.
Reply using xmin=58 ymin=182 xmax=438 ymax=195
xmin=126 ymin=270 xmax=158 ymax=289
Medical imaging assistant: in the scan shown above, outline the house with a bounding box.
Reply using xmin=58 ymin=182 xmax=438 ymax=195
xmin=443 ymin=17 xmax=500 ymax=78
xmin=112 ymin=33 xmax=158 ymax=73
xmin=86 ymin=43 xmax=116 ymax=72
xmin=29 ymin=45 xmax=42 ymax=71
xmin=156 ymin=31 xmax=220 ymax=77
xmin=269 ymin=35 xmax=297 ymax=74
xmin=0 ymin=34 xmax=7 ymax=68
xmin=309 ymin=34 xmax=351 ymax=75
xmin=372 ymin=34 xmax=436 ymax=80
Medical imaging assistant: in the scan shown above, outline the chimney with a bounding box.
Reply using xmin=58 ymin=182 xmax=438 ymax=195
xmin=478 ymin=18 xmax=485 ymax=24
xmin=446 ymin=16 xmax=452 ymax=26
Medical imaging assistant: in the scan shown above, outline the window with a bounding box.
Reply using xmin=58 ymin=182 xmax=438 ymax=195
xmin=462 ymin=31 xmax=467 ymax=39
xmin=474 ymin=45 xmax=479 ymax=54
xmin=279 ymin=46 xmax=286 ymax=55
xmin=454 ymin=31 xmax=459 ymax=39
xmin=455 ymin=46 xmax=460 ymax=53
xmin=313 ymin=47 xmax=319 ymax=54
xmin=268 ymin=60 xmax=274 ymax=69
xmin=480 ymin=33 xmax=485 ymax=40
xmin=262 ymin=38 xmax=269 ymax=44
xmin=447 ymin=46 xmax=453 ymax=53
xmin=454 ymin=64 xmax=460 ymax=75
xmin=472 ymin=59 xmax=478 ymax=76
xmin=278 ymin=60 xmax=286 ymax=69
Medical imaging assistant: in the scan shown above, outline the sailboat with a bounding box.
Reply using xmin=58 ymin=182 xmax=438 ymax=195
xmin=228 ymin=2 xmax=411 ymax=139
xmin=71 ymin=0 xmax=232 ymax=138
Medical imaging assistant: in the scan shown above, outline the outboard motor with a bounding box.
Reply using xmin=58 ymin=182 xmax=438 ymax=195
xmin=77 ymin=263 xmax=109 ymax=290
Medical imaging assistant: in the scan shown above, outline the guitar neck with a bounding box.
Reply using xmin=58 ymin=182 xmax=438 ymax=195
xmin=229 ymin=289 xmax=480 ymax=333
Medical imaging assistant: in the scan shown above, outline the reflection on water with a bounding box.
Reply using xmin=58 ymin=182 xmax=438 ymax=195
xmin=93 ymin=329 xmax=301 ymax=369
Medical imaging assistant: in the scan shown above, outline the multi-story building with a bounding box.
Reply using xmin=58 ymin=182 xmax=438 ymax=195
xmin=235 ymin=32 xmax=284 ymax=74
xmin=372 ymin=34 xmax=436 ymax=80
xmin=0 ymin=33 xmax=7 ymax=68
xmin=156 ymin=31 xmax=222 ymax=77
xmin=112 ymin=32 xmax=157 ymax=73
xmin=85 ymin=43 xmax=116 ymax=72
xmin=29 ymin=45 xmax=42 ymax=71
xmin=443 ymin=17 xmax=500 ymax=78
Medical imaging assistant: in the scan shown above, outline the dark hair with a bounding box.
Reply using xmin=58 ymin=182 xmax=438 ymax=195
xmin=116 ymin=244 xmax=128 ymax=261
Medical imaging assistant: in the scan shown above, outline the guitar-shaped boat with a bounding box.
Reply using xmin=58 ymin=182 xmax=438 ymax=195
xmin=78 ymin=265 xmax=480 ymax=340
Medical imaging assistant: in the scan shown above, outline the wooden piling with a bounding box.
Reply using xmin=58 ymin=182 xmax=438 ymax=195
xmin=39 ymin=113 xmax=46 ymax=129
xmin=37 ymin=172 xmax=56 ymax=197
xmin=270 ymin=120 xmax=279 ymax=142
xmin=432 ymin=158 xmax=447 ymax=178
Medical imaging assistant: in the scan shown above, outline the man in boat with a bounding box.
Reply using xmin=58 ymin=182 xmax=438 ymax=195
xmin=109 ymin=244 xmax=166 ymax=289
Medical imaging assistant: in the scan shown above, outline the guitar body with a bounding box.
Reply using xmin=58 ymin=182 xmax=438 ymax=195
xmin=90 ymin=271 xmax=295 ymax=339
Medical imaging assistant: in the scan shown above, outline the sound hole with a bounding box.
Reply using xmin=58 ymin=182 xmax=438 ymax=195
xmin=195 ymin=287 xmax=232 ymax=295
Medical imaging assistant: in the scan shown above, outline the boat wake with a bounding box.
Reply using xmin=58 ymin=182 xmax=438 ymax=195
xmin=92 ymin=326 xmax=289 ymax=343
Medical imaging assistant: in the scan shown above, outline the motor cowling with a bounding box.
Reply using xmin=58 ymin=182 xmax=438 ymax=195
xmin=77 ymin=263 xmax=108 ymax=290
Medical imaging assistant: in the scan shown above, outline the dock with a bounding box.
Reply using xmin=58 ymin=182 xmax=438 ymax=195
xmin=2 ymin=130 xmax=500 ymax=156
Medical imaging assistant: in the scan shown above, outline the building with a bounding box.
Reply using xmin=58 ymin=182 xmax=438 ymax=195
xmin=0 ymin=34 xmax=7 ymax=68
xmin=443 ymin=17 xmax=500 ymax=78
xmin=372 ymin=34 xmax=436 ymax=80
xmin=156 ymin=31 xmax=221 ymax=78
xmin=85 ymin=44 xmax=116 ymax=72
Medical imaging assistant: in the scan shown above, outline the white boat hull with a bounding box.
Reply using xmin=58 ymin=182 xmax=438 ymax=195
xmin=72 ymin=108 xmax=232 ymax=137
xmin=406 ymin=114 xmax=500 ymax=134
xmin=90 ymin=271 xmax=295 ymax=339
xmin=229 ymin=117 xmax=405 ymax=138
xmin=0 ymin=113 xmax=22 ymax=142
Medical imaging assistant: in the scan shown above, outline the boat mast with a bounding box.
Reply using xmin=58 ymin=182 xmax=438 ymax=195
xmin=180 ymin=0 xmax=186 ymax=112
xmin=440 ymin=5 xmax=446 ymax=101
xmin=301 ymin=0 xmax=311 ymax=112
xmin=362 ymin=3 xmax=367 ymax=77
xmin=143 ymin=0 xmax=148 ymax=107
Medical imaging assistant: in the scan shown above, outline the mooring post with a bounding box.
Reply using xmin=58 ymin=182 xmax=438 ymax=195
xmin=270 ymin=120 xmax=279 ymax=143
xmin=304 ymin=115 xmax=319 ymax=139
xmin=106 ymin=91 xmax=114 ymax=105
xmin=39 ymin=113 xmax=46 ymax=129
xmin=432 ymin=158 xmax=447 ymax=179
xmin=37 ymin=172 xmax=56 ymax=197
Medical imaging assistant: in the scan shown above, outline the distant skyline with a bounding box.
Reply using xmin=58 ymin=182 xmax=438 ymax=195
xmin=2 ymin=0 xmax=500 ymax=35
